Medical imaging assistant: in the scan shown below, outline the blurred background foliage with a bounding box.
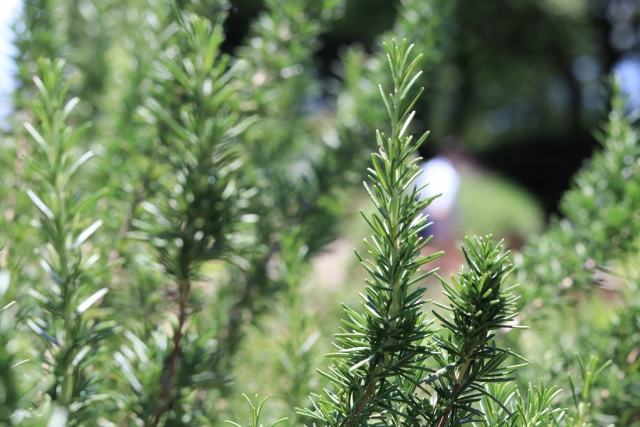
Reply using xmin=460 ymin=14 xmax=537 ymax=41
xmin=1 ymin=0 xmax=633 ymax=217
xmin=4 ymin=0 xmax=640 ymax=216
xmin=224 ymin=0 xmax=614 ymax=215
xmin=181 ymin=0 xmax=640 ymax=217
xmin=2 ymin=0 xmax=640 ymax=425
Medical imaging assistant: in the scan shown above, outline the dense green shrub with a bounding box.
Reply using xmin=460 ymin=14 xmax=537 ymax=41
xmin=2 ymin=1 xmax=640 ymax=427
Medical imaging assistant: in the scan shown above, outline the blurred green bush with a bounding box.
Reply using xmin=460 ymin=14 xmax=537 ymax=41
xmin=1 ymin=0 xmax=640 ymax=426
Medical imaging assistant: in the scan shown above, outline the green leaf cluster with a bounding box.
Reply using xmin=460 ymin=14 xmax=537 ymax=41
xmin=4 ymin=1 xmax=640 ymax=427
xmin=22 ymin=58 xmax=118 ymax=424
xmin=300 ymin=41 xmax=551 ymax=427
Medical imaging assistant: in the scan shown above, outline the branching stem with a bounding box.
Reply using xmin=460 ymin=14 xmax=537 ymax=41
xmin=352 ymin=364 xmax=384 ymax=422
xmin=150 ymin=274 xmax=190 ymax=427
xmin=344 ymin=44 xmax=416 ymax=427
xmin=346 ymin=221 xmax=402 ymax=427
xmin=436 ymin=348 xmax=477 ymax=427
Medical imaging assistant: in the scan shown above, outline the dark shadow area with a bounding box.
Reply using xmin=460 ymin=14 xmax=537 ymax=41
xmin=477 ymin=132 xmax=599 ymax=216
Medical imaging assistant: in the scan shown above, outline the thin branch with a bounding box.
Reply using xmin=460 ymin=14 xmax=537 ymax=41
xmin=151 ymin=274 xmax=190 ymax=427
xmin=109 ymin=172 xmax=151 ymax=264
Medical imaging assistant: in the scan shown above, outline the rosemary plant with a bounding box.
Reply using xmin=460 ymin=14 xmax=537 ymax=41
xmin=219 ymin=0 xmax=346 ymax=361
xmin=12 ymin=0 xmax=64 ymax=111
xmin=518 ymin=81 xmax=640 ymax=310
xmin=300 ymin=40 xmax=439 ymax=426
xmin=23 ymin=58 xmax=117 ymax=424
xmin=116 ymin=6 xmax=256 ymax=425
xmin=301 ymin=40 xmax=556 ymax=427
xmin=226 ymin=394 xmax=287 ymax=427
xmin=88 ymin=0 xmax=174 ymax=331
xmin=273 ymin=228 xmax=322 ymax=413
xmin=1 ymin=0 xmax=65 ymax=284
xmin=6 ymin=1 xmax=634 ymax=425
xmin=219 ymin=0 xmax=358 ymax=410
xmin=334 ymin=0 xmax=455 ymax=158
xmin=511 ymin=82 xmax=640 ymax=425
xmin=593 ymin=296 xmax=640 ymax=424
xmin=301 ymin=39 xmax=433 ymax=426
xmin=0 ymin=270 xmax=22 ymax=425
xmin=478 ymin=382 xmax=564 ymax=427
xmin=428 ymin=237 xmax=522 ymax=426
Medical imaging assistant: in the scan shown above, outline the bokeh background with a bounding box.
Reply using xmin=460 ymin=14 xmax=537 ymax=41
xmin=228 ymin=0 xmax=637 ymax=217
xmin=2 ymin=0 xmax=639 ymax=233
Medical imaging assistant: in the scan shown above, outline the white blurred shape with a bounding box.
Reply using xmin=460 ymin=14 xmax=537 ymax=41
xmin=0 ymin=0 xmax=22 ymax=129
xmin=416 ymin=156 xmax=460 ymax=215
xmin=613 ymin=53 xmax=640 ymax=112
